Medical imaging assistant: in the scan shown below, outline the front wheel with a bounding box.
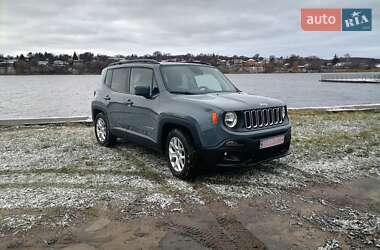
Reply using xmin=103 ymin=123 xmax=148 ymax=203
xmin=166 ymin=129 xmax=198 ymax=180
xmin=94 ymin=113 xmax=116 ymax=147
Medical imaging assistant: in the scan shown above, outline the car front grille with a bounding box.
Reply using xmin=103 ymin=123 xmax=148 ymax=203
xmin=244 ymin=107 xmax=284 ymax=129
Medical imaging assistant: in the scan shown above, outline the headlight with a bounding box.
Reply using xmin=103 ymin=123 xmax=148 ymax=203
xmin=281 ymin=106 xmax=287 ymax=119
xmin=224 ymin=112 xmax=237 ymax=128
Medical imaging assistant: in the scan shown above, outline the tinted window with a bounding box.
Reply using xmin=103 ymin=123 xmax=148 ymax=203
xmin=111 ymin=68 xmax=130 ymax=93
xmin=161 ymin=65 xmax=237 ymax=94
xmin=130 ymin=68 xmax=154 ymax=95
xmin=194 ymin=74 xmax=222 ymax=91
xmin=105 ymin=69 xmax=113 ymax=87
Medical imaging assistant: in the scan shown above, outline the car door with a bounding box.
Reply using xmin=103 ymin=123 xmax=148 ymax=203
xmin=126 ymin=67 xmax=160 ymax=142
xmin=106 ymin=67 xmax=133 ymax=131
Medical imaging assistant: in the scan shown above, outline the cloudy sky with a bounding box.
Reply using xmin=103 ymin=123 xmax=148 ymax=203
xmin=0 ymin=0 xmax=379 ymax=58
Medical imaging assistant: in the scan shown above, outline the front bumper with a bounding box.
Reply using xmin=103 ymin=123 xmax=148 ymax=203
xmin=201 ymin=127 xmax=291 ymax=167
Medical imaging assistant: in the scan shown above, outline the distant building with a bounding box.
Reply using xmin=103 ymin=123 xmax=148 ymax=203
xmin=250 ymin=66 xmax=265 ymax=73
xmin=53 ymin=60 xmax=66 ymax=67
xmin=0 ymin=62 xmax=8 ymax=74
xmin=297 ymin=65 xmax=307 ymax=73
xmin=358 ymin=62 xmax=369 ymax=68
xmin=6 ymin=59 xmax=17 ymax=64
xmin=108 ymin=56 xmax=124 ymax=61
xmin=0 ymin=60 xmax=16 ymax=74
xmin=275 ymin=57 xmax=284 ymax=64
xmin=246 ymin=59 xmax=257 ymax=66
xmin=217 ymin=59 xmax=226 ymax=65
xmin=38 ymin=60 xmax=49 ymax=66
xmin=73 ymin=59 xmax=84 ymax=67
xmin=335 ymin=62 xmax=351 ymax=69
xmin=232 ymin=58 xmax=243 ymax=65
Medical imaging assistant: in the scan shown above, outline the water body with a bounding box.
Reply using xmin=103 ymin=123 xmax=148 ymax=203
xmin=0 ymin=73 xmax=379 ymax=119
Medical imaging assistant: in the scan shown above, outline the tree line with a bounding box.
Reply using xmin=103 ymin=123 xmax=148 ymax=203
xmin=0 ymin=51 xmax=379 ymax=75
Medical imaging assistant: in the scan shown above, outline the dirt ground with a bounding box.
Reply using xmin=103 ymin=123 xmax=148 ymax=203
xmin=0 ymin=110 xmax=379 ymax=249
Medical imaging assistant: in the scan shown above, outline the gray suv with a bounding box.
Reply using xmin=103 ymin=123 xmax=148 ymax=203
xmin=92 ymin=59 xmax=291 ymax=180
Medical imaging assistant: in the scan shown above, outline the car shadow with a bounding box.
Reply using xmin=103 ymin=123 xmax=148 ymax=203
xmin=111 ymin=138 xmax=291 ymax=181
xmin=197 ymin=161 xmax=290 ymax=179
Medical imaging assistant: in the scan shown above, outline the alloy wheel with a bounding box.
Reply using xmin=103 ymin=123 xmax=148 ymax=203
xmin=96 ymin=118 xmax=107 ymax=142
xmin=168 ymin=136 xmax=186 ymax=171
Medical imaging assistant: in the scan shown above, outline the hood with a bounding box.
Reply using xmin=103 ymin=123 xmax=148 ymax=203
xmin=177 ymin=92 xmax=285 ymax=111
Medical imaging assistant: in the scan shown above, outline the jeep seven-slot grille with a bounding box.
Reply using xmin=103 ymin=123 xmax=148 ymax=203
xmin=244 ymin=107 xmax=284 ymax=129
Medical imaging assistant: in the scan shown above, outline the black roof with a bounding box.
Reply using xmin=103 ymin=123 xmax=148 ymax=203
xmin=108 ymin=59 xmax=211 ymax=67
xmin=108 ymin=59 xmax=159 ymax=66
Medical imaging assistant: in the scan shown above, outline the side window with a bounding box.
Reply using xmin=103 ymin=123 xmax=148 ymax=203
xmin=105 ymin=69 xmax=113 ymax=87
xmin=111 ymin=68 xmax=130 ymax=93
xmin=130 ymin=68 xmax=154 ymax=95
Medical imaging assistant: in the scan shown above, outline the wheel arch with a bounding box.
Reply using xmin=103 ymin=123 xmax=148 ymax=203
xmin=158 ymin=116 xmax=202 ymax=152
xmin=91 ymin=103 xmax=107 ymax=122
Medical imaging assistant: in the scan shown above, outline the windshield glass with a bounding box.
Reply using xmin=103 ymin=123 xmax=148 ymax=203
xmin=160 ymin=65 xmax=238 ymax=94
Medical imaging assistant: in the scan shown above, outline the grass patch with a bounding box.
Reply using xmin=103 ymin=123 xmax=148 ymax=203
xmin=0 ymin=167 xmax=139 ymax=177
xmin=289 ymin=110 xmax=380 ymax=160
xmin=114 ymin=147 xmax=166 ymax=184
xmin=0 ymin=182 xmax=149 ymax=192
xmin=288 ymin=109 xmax=380 ymax=119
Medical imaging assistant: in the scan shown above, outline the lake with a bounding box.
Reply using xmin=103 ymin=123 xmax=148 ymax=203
xmin=0 ymin=73 xmax=379 ymax=119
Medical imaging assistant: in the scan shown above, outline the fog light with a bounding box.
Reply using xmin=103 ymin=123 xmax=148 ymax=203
xmin=224 ymin=140 xmax=242 ymax=147
xmin=225 ymin=140 xmax=236 ymax=146
xmin=223 ymin=152 xmax=240 ymax=161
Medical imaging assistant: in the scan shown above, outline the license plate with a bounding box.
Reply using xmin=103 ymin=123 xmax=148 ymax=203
xmin=260 ymin=135 xmax=285 ymax=149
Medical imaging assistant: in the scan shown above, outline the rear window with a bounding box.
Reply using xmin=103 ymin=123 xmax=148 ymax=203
xmin=111 ymin=68 xmax=130 ymax=93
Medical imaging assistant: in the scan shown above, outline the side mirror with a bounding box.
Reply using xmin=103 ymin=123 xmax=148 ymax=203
xmin=152 ymin=87 xmax=159 ymax=96
xmin=134 ymin=85 xmax=151 ymax=98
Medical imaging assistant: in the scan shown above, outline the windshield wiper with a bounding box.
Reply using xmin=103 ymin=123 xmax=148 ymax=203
xmin=170 ymin=91 xmax=195 ymax=95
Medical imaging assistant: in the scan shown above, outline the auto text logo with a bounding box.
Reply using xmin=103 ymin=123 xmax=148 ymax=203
xmin=301 ymin=8 xmax=372 ymax=31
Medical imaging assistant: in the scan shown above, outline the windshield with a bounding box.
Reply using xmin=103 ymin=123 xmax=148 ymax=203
xmin=160 ymin=65 xmax=238 ymax=94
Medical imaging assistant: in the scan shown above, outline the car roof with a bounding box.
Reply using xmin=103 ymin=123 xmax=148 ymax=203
xmin=159 ymin=62 xmax=213 ymax=67
xmin=106 ymin=59 xmax=213 ymax=69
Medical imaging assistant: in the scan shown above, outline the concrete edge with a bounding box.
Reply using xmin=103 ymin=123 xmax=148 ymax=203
xmin=288 ymin=103 xmax=380 ymax=112
xmin=1 ymin=104 xmax=379 ymax=126
xmin=320 ymin=80 xmax=380 ymax=84
xmin=0 ymin=116 xmax=92 ymax=126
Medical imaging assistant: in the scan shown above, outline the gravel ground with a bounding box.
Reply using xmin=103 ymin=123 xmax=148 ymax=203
xmin=0 ymin=110 xmax=379 ymax=248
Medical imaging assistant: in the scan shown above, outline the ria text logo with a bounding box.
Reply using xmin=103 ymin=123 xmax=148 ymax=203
xmin=301 ymin=8 xmax=372 ymax=31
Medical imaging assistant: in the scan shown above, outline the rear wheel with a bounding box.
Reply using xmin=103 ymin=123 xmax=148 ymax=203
xmin=166 ymin=129 xmax=198 ymax=180
xmin=94 ymin=113 xmax=116 ymax=147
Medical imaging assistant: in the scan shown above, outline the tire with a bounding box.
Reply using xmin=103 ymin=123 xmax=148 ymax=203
xmin=166 ymin=129 xmax=198 ymax=180
xmin=94 ymin=113 xmax=116 ymax=147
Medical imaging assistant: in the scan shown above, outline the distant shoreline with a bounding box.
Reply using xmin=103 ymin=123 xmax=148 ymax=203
xmin=1 ymin=70 xmax=379 ymax=76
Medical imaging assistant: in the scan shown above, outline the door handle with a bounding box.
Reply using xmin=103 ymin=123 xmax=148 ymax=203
xmin=104 ymin=95 xmax=111 ymax=101
xmin=124 ymin=99 xmax=134 ymax=106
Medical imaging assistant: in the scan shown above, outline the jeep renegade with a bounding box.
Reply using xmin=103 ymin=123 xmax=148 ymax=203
xmin=91 ymin=59 xmax=291 ymax=180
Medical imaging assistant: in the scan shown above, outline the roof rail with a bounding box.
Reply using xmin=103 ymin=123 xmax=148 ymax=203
xmin=108 ymin=59 xmax=160 ymax=66
xmin=186 ymin=60 xmax=211 ymax=66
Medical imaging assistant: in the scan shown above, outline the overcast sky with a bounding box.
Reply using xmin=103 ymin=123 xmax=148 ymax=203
xmin=0 ymin=0 xmax=379 ymax=58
